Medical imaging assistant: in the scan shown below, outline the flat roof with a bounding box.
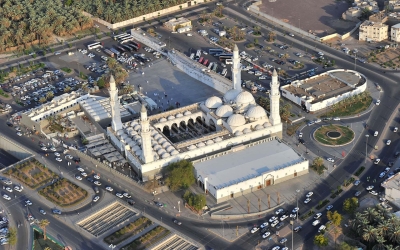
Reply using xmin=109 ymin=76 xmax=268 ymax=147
xmin=382 ymin=173 xmax=400 ymax=190
xmin=195 ymin=139 xmax=305 ymax=189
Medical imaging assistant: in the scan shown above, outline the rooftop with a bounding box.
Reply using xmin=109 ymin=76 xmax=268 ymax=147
xmin=282 ymin=70 xmax=365 ymax=104
xmin=382 ymin=173 xmax=400 ymax=190
xmin=194 ymin=139 xmax=305 ymax=190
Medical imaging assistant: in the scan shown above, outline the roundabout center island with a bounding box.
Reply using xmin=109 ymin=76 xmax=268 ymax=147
xmin=314 ymin=124 xmax=355 ymax=146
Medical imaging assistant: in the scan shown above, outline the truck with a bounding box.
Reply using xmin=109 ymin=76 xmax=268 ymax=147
xmin=177 ymin=26 xmax=192 ymax=33
xmin=242 ymin=80 xmax=257 ymax=93
xmin=104 ymin=49 xmax=115 ymax=57
xmin=219 ymin=30 xmax=226 ymax=37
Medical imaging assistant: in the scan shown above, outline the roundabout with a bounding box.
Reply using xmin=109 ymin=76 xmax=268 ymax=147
xmin=314 ymin=124 xmax=355 ymax=146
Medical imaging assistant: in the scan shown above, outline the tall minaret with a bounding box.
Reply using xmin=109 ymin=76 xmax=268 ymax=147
xmin=109 ymin=74 xmax=123 ymax=132
xmin=269 ymin=69 xmax=281 ymax=126
xmin=139 ymin=104 xmax=154 ymax=163
xmin=232 ymin=44 xmax=242 ymax=91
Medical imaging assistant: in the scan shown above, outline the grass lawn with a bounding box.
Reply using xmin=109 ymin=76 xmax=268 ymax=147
xmin=321 ymin=95 xmax=372 ymax=118
xmin=60 ymin=67 xmax=72 ymax=73
xmin=104 ymin=217 xmax=153 ymax=245
xmin=286 ymin=121 xmax=304 ymax=136
xmin=314 ymin=125 xmax=354 ymax=146
xmin=33 ymin=229 xmax=64 ymax=250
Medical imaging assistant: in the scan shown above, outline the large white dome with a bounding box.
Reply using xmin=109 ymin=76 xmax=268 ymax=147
xmin=205 ymin=96 xmax=223 ymax=109
xmin=223 ymin=89 xmax=241 ymax=103
xmin=235 ymin=91 xmax=255 ymax=105
xmin=246 ymin=106 xmax=267 ymax=119
xmin=227 ymin=114 xmax=246 ymax=127
xmin=216 ymin=105 xmax=233 ymax=117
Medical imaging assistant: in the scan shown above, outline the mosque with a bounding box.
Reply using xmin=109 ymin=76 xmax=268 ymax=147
xmin=107 ymin=45 xmax=309 ymax=203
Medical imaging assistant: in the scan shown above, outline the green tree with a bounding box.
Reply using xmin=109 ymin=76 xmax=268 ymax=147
xmin=46 ymin=91 xmax=54 ymax=99
xmin=361 ymin=8 xmax=373 ymax=19
xmin=314 ymin=234 xmax=329 ymax=247
xmin=165 ymin=160 xmax=195 ymax=191
xmin=254 ymin=38 xmax=259 ymax=45
xmin=7 ymin=227 xmax=17 ymax=246
xmin=339 ymin=242 xmax=357 ymax=250
xmin=96 ymin=78 xmax=106 ymax=89
xmin=343 ymin=197 xmax=359 ymax=214
xmin=39 ymin=97 xmax=47 ymax=103
xmin=39 ymin=219 xmax=50 ymax=240
xmin=327 ymin=210 xmax=342 ymax=227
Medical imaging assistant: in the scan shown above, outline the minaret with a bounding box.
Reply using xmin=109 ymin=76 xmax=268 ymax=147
xmin=140 ymin=104 xmax=154 ymax=163
xmin=109 ymin=75 xmax=123 ymax=132
xmin=232 ymin=44 xmax=242 ymax=91
xmin=269 ymin=69 xmax=281 ymax=126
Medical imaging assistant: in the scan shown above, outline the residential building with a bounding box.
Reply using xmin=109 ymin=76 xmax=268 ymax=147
xmin=391 ymin=23 xmax=400 ymax=42
xmin=359 ymin=20 xmax=389 ymax=42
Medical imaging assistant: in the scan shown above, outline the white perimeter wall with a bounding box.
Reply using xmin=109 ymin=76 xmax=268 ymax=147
xmin=281 ymin=69 xmax=367 ymax=112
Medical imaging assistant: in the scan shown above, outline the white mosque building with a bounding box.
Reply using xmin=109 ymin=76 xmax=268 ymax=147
xmin=106 ymin=45 xmax=309 ymax=203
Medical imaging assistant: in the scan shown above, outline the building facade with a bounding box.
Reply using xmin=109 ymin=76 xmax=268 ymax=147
xmin=359 ymin=20 xmax=389 ymax=42
xmin=164 ymin=17 xmax=192 ymax=31
xmin=391 ymin=23 xmax=400 ymax=42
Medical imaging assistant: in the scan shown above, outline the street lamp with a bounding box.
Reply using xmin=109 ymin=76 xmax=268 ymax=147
xmin=354 ymin=51 xmax=357 ymax=70
xmin=109 ymin=244 xmax=116 ymax=250
xmin=178 ymin=201 xmax=181 ymax=213
xmin=296 ymin=189 xmax=300 ymax=222
xmin=365 ymin=134 xmax=369 ymax=163
xmin=291 ymin=220 xmax=294 ymax=250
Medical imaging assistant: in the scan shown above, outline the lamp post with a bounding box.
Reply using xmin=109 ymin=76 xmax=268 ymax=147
xmin=354 ymin=51 xmax=357 ymax=70
xmin=365 ymin=134 xmax=369 ymax=163
xmin=291 ymin=220 xmax=294 ymax=250
xmin=109 ymin=244 xmax=116 ymax=250
xmin=296 ymin=189 xmax=300 ymax=222
xmin=178 ymin=201 xmax=180 ymax=212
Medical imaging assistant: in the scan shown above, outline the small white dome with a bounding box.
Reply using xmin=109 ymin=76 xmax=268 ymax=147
xmin=125 ymin=138 xmax=133 ymax=144
xmin=235 ymin=91 xmax=255 ymax=105
xmin=153 ymin=145 xmax=162 ymax=151
xmin=188 ymin=145 xmax=197 ymax=150
xmin=247 ymin=106 xmax=267 ymax=119
xmin=130 ymin=121 xmax=138 ymax=127
xmin=255 ymin=124 xmax=264 ymax=130
xmin=153 ymin=134 xmax=162 ymax=140
xmin=157 ymin=148 xmax=167 ymax=155
xmin=133 ymin=124 xmax=141 ymax=131
xmin=166 ymin=145 xmax=175 ymax=153
xmin=205 ymin=96 xmax=223 ymax=109
xmin=216 ymin=105 xmax=233 ymax=118
xmin=132 ymin=145 xmax=140 ymax=152
xmin=184 ymin=111 xmax=192 ymax=116
xmin=171 ymin=150 xmax=179 ymax=155
xmin=197 ymin=142 xmax=206 ymax=147
xmin=130 ymin=130 xmax=138 ymax=136
xmin=175 ymin=113 xmax=183 ymax=118
xmin=129 ymin=141 xmax=137 ymax=147
xmin=263 ymin=122 xmax=270 ymax=128
xmin=151 ymin=130 xmax=158 ymax=136
xmin=206 ymin=140 xmax=214 ymax=145
xmin=214 ymin=137 xmax=222 ymax=142
xmin=243 ymin=128 xmax=251 ymax=134
xmin=235 ymin=130 xmax=243 ymax=136
xmin=161 ymin=141 xmax=170 ymax=148
xmin=158 ymin=138 xmax=167 ymax=144
xmin=135 ymin=149 xmax=142 ymax=156
xmin=223 ymin=89 xmax=241 ymax=102
xmin=167 ymin=115 xmax=175 ymax=120
xmin=161 ymin=153 xmax=170 ymax=158
xmin=159 ymin=117 xmax=167 ymax=122
xmin=227 ymin=114 xmax=246 ymax=127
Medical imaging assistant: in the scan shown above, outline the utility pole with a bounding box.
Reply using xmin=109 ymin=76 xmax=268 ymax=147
xmin=247 ymin=199 xmax=250 ymax=213
xmin=267 ymin=194 xmax=271 ymax=208
xmin=258 ymin=198 xmax=261 ymax=212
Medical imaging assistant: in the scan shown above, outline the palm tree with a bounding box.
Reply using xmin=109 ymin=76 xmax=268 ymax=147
xmin=372 ymin=235 xmax=386 ymax=250
xmin=281 ymin=53 xmax=290 ymax=60
xmin=364 ymin=207 xmax=378 ymax=222
xmin=253 ymin=25 xmax=261 ymax=35
xmin=46 ymin=91 xmax=54 ymax=100
xmin=378 ymin=221 xmax=390 ymax=238
xmin=390 ymin=225 xmax=400 ymax=245
xmin=39 ymin=97 xmax=47 ymax=103
xmin=64 ymin=86 xmax=71 ymax=93
xmin=362 ymin=225 xmax=377 ymax=244
xmin=39 ymin=219 xmax=50 ymax=240
xmin=268 ymin=31 xmax=276 ymax=42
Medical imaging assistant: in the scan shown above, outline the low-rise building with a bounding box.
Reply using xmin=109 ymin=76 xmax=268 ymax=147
xmin=164 ymin=17 xmax=192 ymax=32
xmin=382 ymin=173 xmax=400 ymax=207
xmin=280 ymin=69 xmax=367 ymax=113
xmin=342 ymin=7 xmax=362 ymax=21
xmin=391 ymin=23 xmax=400 ymax=42
xmin=359 ymin=20 xmax=389 ymax=42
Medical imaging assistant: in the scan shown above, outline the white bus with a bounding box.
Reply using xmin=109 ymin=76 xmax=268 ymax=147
xmin=113 ymin=33 xmax=130 ymax=41
xmin=119 ymin=36 xmax=134 ymax=44
xmin=87 ymin=42 xmax=103 ymax=50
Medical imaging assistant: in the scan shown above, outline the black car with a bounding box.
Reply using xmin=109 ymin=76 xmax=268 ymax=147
xmin=260 ymin=227 xmax=269 ymax=233
xmin=127 ymin=199 xmax=135 ymax=206
xmin=298 ymin=139 xmax=305 ymax=144
xmin=86 ymin=177 xmax=94 ymax=183
xmin=276 ymin=222 xmax=284 ymax=229
xmin=6 ymin=122 xmax=13 ymax=127
xmin=294 ymin=226 xmax=302 ymax=232
xmin=395 ymin=152 xmax=400 ymax=158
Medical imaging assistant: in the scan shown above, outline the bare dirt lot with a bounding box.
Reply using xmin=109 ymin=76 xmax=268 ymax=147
xmin=258 ymin=0 xmax=357 ymax=36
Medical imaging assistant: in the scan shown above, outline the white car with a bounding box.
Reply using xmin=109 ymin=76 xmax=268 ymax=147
xmin=41 ymin=147 xmax=48 ymax=151
xmin=65 ymin=155 xmax=73 ymax=160
xmin=94 ymin=181 xmax=101 ymax=186
xmin=250 ymin=227 xmax=259 ymax=233
xmin=275 ymin=208 xmax=284 ymax=215
xmin=369 ymin=190 xmax=378 ymax=196
xmin=93 ymin=196 xmax=100 ymax=202
xmin=374 ymin=158 xmax=381 ymax=164
xmin=314 ymin=213 xmax=322 ymax=219
xmin=80 ymin=172 xmax=88 ymax=177
xmin=366 ymin=185 xmax=374 ymax=191
xmin=318 ymin=225 xmax=326 ymax=233
xmin=354 ymin=180 xmax=361 ymax=186
xmin=55 ymin=158 xmax=62 ymax=162
xmin=290 ymin=213 xmax=297 ymax=219
xmin=306 ymin=192 xmax=313 ymax=198
xmin=260 ymin=222 xmax=268 ymax=229
xmin=16 ymin=132 xmax=22 ymax=136
xmin=262 ymin=231 xmax=271 ymax=238
xmin=50 ymin=147 xmax=57 ymax=152
xmin=327 ymin=158 xmax=334 ymax=163
xmin=77 ymin=167 xmax=85 ymax=172
xmin=54 ymin=52 xmax=61 ymax=55
xmin=2 ymin=195 xmax=10 ymax=201
xmin=93 ymin=175 xmax=100 ymax=180
xmin=187 ymin=33 xmax=193 ymax=36
xmin=292 ymin=207 xmax=299 ymax=213
xmin=312 ymin=220 xmax=320 ymax=226
xmin=106 ymin=186 xmax=113 ymax=192
xmin=25 ymin=200 xmax=32 ymax=206
xmin=14 ymin=186 xmax=23 ymax=192
xmin=270 ymin=220 xmax=279 ymax=227
xmin=5 ymin=187 xmax=12 ymax=193
xmin=387 ymin=140 xmax=391 ymax=145
xmin=298 ymin=132 xmax=303 ymax=138
xmin=333 ymin=117 xmax=340 ymax=121
xmin=394 ymin=127 xmax=398 ymax=132
xmin=269 ymin=216 xmax=278 ymax=223
xmin=280 ymin=214 xmax=288 ymax=221
xmin=116 ymin=193 xmax=124 ymax=198
xmin=123 ymin=192 xmax=131 ymax=198
xmin=39 ymin=209 xmax=46 ymax=215
xmin=54 ymin=152 xmax=60 ymax=157
xmin=376 ymin=100 xmax=380 ymax=105
xmin=304 ymin=198 xmax=311 ymax=204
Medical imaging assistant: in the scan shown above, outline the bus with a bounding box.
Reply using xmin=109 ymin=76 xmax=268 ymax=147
xmin=209 ymin=48 xmax=224 ymax=56
xmin=87 ymin=42 xmax=103 ymax=50
xmin=115 ymin=46 xmax=126 ymax=53
xmin=212 ymin=63 xmax=218 ymax=72
xmin=130 ymin=41 xmax=141 ymax=50
xmin=225 ymin=58 xmax=233 ymax=65
xmin=113 ymin=33 xmax=130 ymax=40
xmin=122 ymin=45 xmax=134 ymax=52
xmin=120 ymin=36 xmax=134 ymax=44
xmin=104 ymin=49 xmax=115 ymax=57
xmin=219 ymin=54 xmax=233 ymax=61
xmin=110 ymin=48 xmax=120 ymax=57
xmin=116 ymin=34 xmax=131 ymax=42
xmin=203 ymin=59 xmax=209 ymax=66
xmin=198 ymin=57 xmax=204 ymax=64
